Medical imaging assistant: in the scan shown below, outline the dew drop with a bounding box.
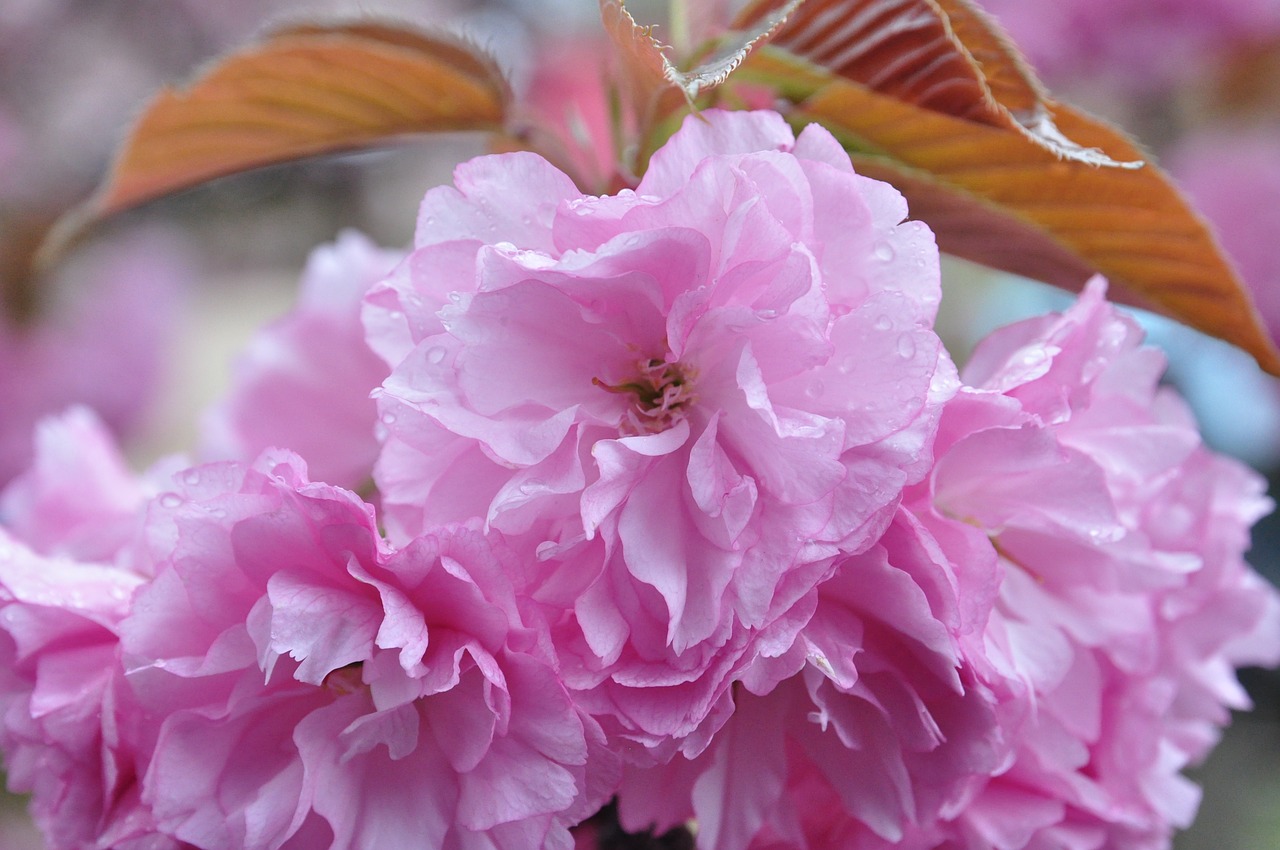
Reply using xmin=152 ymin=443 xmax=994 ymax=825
xmin=805 ymin=381 xmax=825 ymax=399
xmin=758 ymin=308 xmax=779 ymax=320
xmin=159 ymin=493 xmax=183 ymax=508
xmin=517 ymin=478 xmax=545 ymax=496
xmin=873 ymin=241 xmax=896 ymax=262
xmin=896 ymin=333 xmax=917 ymax=359
xmin=873 ymin=314 xmax=893 ymax=332
xmin=426 ymin=346 xmax=447 ymax=364
xmin=181 ymin=469 xmax=202 ymax=486
xmin=837 ymin=357 xmax=856 ymax=375
xmin=381 ymin=411 xmax=397 ymax=425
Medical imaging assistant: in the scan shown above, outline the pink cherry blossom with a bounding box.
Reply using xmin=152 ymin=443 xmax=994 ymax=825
xmin=0 ymin=406 xmax=185 ymax=563
xmin=0 ymin=409 xmax=185 ymax=849
xmin=616 ymin=510 xmax=1006 ymax=849
xmin=900 ymin=279 xmax=1280 ymax=848
xmin=120 ymin=451 xmax=613 ymax=850
xmin=201 ymin=230 xmax=404 ymax=490
xmin=366 ymin=109 xmax=954 ymax=751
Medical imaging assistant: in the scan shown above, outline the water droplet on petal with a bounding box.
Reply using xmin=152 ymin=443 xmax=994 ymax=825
xmin=381 ymin=412 xmax=397 ymax=425
xmin=1019 ymin=349 xmax=1046 ymax=368
xmin=896 ymin=333 xmax=917 ymax=359
xmin=805 ymin=381 xmax=825 ymax=399
xmin=159 ymin=493 xmax=183 ymax=508
xmin=426 ymin=346 xmax=446 ymax=365
xmin=181 ymin=469 xmax=201 ymax=486
xmin=517 ymin=478 xmax=546 ymax=497
xmin=873 ymin=241 xmax=896 ymax=262
xmin=873 ymin=315 xmax=893 ymax=332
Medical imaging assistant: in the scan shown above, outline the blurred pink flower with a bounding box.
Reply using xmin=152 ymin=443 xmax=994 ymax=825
xmin=366 ymin=109 xmax=954 ymax=751
xmin=1167 ymin=128 xmax=1280 ymax=346
xmin=524 ymin=38 xmax=616 ymax=191
xmin=120 ymin=452 xmax=613 ymax=850
xmin=978 ymin=0 xmax=1280 ymax=90
xmin=201 ymin=230 xmax=404 ymax=491
xmin=900 ymin=279 xmax=1280 ymax=848
xmin=0 ymin=228 xmax=189 ymax=487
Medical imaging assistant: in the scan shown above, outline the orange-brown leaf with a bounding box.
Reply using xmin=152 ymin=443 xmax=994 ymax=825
xmin=77 ymin=22 xmax=508 ymax=223
xmin=603 ymin=0 xmax=804 ymax=101
xmin=599 ymin=0 xmax=673 ymax=110
xmin=598 ymin=0 xmax=687 ymax=174
xmin=737 ymin=0 xmax=1134 ymax=167
xmin=599 ymin=0 xmax=806 ymax=174
xmin=795 ymin=79 xmax=1280 ymax=372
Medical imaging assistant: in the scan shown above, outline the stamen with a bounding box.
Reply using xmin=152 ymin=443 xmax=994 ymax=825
xmin=595 ymin=358 xmax=695 ymax=434
xmin=322 ymin=663 xmax=364 ymax=695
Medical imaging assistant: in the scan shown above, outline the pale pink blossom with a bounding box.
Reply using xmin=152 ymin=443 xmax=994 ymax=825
xmin=0 ymin=406 xmax=185 ymax=563
xmin=901 ymin=279 xmax=1280 ymax=848
xmin=616 ymin=511 xmax=1006 ymax=848
xmin=120 ymin=451 xmax=613 ymax=850
xmin=201 ymin=230 xmax=404 ymax=490
xmin=0 ymin=410 xmax=184 ymax=849
xmin=366 ymin=109 xmax=954 ymax=751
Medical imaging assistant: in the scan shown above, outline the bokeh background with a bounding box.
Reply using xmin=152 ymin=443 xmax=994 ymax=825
xmin=1 ymin=1 xmax=1278 ymax=847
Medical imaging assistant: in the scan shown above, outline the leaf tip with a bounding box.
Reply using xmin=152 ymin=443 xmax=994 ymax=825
xmin=32 ymin=205 xmax=94 ymax=276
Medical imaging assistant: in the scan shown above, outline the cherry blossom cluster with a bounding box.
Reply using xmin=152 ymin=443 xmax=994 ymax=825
xmin=0 ymin=110 xmax=1275 ymax=850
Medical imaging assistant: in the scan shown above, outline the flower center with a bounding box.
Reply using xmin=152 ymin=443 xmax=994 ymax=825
xmin=594 ymin=357 xmax=696 ymax=435
xmin=322 ymin=662 xmax=365 ymax=695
